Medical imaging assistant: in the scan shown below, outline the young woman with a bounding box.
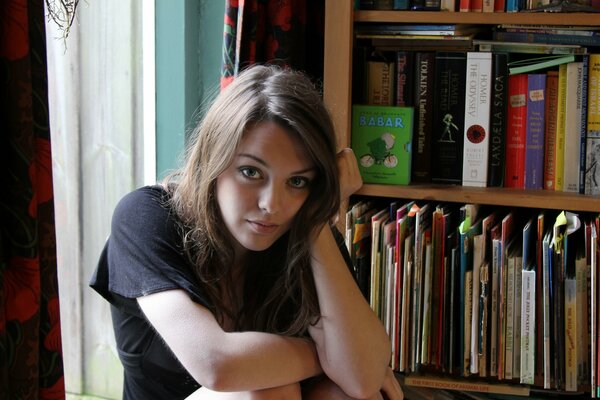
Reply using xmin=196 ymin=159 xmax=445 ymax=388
xmin=90 ymin=65 xmax=403 ymax=400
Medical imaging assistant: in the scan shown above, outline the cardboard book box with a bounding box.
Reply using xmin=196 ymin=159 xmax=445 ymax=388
xmin=351 ymin=105 xmax=414 ymax=185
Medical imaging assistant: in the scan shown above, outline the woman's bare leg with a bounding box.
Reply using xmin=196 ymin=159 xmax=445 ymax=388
xmin=303 ymin=376 xmax=384 ymax=400
xmin=186 ymin=382 xmax=302 ymax=400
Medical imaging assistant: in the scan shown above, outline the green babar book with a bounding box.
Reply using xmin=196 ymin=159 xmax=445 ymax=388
xmin=351 ymin=105 xmax=414 ymax=185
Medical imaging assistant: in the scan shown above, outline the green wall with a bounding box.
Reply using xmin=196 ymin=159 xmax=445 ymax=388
xmin=155 ymin=0 xmax=224 ymax=178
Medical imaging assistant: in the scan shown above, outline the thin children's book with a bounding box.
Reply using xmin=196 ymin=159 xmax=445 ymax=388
xmin=352 ymin=105 xmax=414 ymax=184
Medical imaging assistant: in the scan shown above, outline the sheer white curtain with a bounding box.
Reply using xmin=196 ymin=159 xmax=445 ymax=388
xmin=46 ymin=2 xmax=151 ymax=398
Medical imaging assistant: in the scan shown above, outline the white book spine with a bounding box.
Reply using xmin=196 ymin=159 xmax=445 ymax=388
xmin=421 ymin=244 xmax=433 ymax=364
xmin=471 ymin=260 xmax=481 ymax=374
xmin=513 ymin=257 xmax=522 ymax=378
xmin=462 ymin=52 xmax=492 ymax=187
xmin=563 ymin=62 xmax=584 ymax=193
xmin=576 ymin=259 xmax=589 ymax=385
xmin=520 ymin=269 xmax=536 ymax=384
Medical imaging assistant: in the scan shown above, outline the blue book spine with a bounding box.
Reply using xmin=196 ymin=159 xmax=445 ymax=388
xmin=524 ymin=74 xmax=547 ymax=189
xmin=494 ymin=31 xmax=600 ymax=47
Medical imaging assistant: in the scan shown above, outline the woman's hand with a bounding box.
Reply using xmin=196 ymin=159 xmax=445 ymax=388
xmin=336 ymin=148 xmax=363 ymax=201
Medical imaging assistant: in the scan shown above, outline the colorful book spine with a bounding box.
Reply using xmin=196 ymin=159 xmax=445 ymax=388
xmin=494 ymin=0 xmax=506 ymax=11
xmin=462 ymin=52 xmax=492 ymax=187
xmin=505 ymin=74 xmax=528 ymax=188
xmin=585 ymin=54 xmax=600 ymax=196
xmin=564 ymin=276 xmax=577 ymax=391
xmin=412 ymin=52 xmax=436 ymax=183
xmin=488 ymin=52 xmax=508 ymax=187
xmin=432 ymin=52 xmax=467 ymax=184
xmin=555 ymin=64 xmax=568 ymax=191
xmin=543 ymin=71 xmax=559 ymax=190
xmin=524 ymin=73 xmax=546 ymax=189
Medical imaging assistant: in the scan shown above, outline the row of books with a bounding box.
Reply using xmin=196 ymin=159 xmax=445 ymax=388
xmin=345 ymin=198 xmax=600 ymax=394
xmin=351 ymin=50 xmax=600 ymax=195
xmin=357 ymin=0 xmax=600 ymax=12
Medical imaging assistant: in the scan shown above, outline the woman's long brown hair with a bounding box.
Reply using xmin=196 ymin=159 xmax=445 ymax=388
xmin=164 ymin=65 xmax=341 ymax=336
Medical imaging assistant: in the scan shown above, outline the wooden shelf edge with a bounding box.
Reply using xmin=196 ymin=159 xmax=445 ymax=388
xmin=355 ymin=10 xmax=600 ymax=25
xmin=355 ymin=184 xmax=600 ymax=212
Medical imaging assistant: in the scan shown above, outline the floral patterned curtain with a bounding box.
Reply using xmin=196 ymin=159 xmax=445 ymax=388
xmin=221 ymin=0 xmax=325 ymax=89
xmin=0 ymin=0 xmax=65 ymax=398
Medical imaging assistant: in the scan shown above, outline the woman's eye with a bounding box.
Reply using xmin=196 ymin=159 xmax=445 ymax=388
xmin=289 ymin=176 xmax=310 ymax=189
xmin=240 ymin=167 xmax=261 ymax=180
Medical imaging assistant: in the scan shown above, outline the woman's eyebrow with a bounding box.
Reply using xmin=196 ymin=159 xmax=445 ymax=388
xmin=237 ymin=153 xmax=316 ymax=175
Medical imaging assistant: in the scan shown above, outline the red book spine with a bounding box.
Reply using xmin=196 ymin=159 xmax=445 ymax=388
xmin=504 ymin=74 xmax=528 ymax=188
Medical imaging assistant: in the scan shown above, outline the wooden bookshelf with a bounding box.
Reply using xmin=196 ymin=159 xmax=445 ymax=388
xmin=323 ymin=0 xmax=600 ymax=212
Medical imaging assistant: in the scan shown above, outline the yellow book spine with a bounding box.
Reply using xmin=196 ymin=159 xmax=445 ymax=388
xmin=588 ymin=54 xmax=600 ymax=133
xmin=555 ymin=64 xmax=568 ymax=191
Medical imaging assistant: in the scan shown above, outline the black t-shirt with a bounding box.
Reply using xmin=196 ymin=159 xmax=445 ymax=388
xmin=90 ymin=186 xmax=204 ymax=399
xmin=90 ymin=185 xmax=355 ymax=399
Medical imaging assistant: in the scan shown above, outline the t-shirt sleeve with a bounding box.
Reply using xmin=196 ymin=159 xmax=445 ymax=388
xmin=90 ymin=186 xmax=209 ymax=308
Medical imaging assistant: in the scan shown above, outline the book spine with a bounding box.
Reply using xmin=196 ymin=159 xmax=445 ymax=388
xmin=505 ymin=0 xmax=519 ymax=11
xmin=471 ymin=0 xmax=483 ymax=11
xmin=579 ymin=55 xmax=589 ymax=194
xmin=494 ymin=0 xmax=506 ymax=11
xmin=563 ymin=62 xmax=584 ymax=193
xmin=464 ymin=269 xmax=473 ymax=376
xmin=459 ymin=0 xmax=471 ymax=11
xmin=411 ymin=52 xmax=435 ymax=183
xmin=564 ymin=277 xmax=577 ymax=391
xmin=575 ymin=258 xmax=589 ymax=387
xmin=488 ymin=52 xmax=508 ymax=187
xmin=393 ymin=0 xmax=410 ymax=9
xmin=490 ymin=238 xmax=501 ymax=377
xmin=367 ymin=58 xmax=395 ymax=105
xmin=586 ymin=54 xmax=600 ymax=196
xmin=524 ymin=73 xmax=546 ymax=189
xmin=513 ymin=256 xmax=522 ymax=379
xmin=395 ymin=51 xmax=414 ymax=107
xmin=494 ymin=31 xmax=600 ymax=47
xmin=462 ymin=52 xmax=492 ymax=187
xmin=555 ymin=64 xmax=568 ymax=191
xmin=542 ymin=236 xmax=551 ymax=389
xmin=482 ymin=0 xmax=494 ymax=11
xmin=432 ymin=52 xmax=467 ymax=184
xmin=520 ymin=269 xmax=536 ymax=385
xmin=505 ymin=253 xmax=515 ymax=379
xmin=544 ymin=71 xmax=559 ymax=190
xmin=505 ymin=74 xmax=528 ymax=189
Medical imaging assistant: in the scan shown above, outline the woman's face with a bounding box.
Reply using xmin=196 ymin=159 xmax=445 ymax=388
xmin=216 ymin=121 xmax=316 ymax=258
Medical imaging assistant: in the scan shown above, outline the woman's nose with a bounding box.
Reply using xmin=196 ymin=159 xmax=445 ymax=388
xmin=258 ymin=183 xmax=281 ymax=214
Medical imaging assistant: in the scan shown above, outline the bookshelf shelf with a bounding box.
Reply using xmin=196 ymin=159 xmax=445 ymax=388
xmin=357 ymin=183 xmax=600 ymax=212
xmin=355 ymin=10 xmax=600 ymax=26
xmin=323 ymin=1 xmax=600 ymax=214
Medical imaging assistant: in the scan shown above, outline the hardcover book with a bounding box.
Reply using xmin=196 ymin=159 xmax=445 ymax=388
xmin=544 ymin=70 xmax=559 ymax=190
xmin=563 ymin=61 xmax=585 ymax=193
xmin=462 ymin=52 xmax=492 ymax=187
xmin=585 ymin=54 xmax=600 ymax=195
xmin=412 ymin=52 xmax=436 ymax=183
xmin=431 ymin=52 xmax=467 ymax=184
xmin=505 ymin=74 xmax=528 ymax=189
xmin=524 ymin=73 xmax=547 ymax=189
xmin=352 ymin=105 xmax=414 ymax=185
xmin=488 ymin=52 xmax=509 ymax=187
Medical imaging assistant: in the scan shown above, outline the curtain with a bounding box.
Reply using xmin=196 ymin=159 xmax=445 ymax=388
xmin=0 ymin=0 xmax=65 ymax=398
xmin=221 ymin=0 xmax=325 ymax=89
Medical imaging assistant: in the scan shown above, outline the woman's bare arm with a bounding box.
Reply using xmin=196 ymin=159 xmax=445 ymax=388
xmin=137 ymin=289 xmax=322 ymax=392
xmin=307 ymin=148 xmax=392 ymax=398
